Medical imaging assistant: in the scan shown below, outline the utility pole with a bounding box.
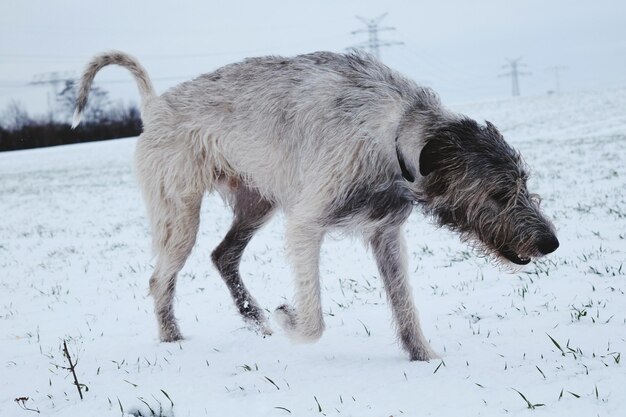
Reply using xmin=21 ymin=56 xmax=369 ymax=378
xmin=350 ymin=13 xmax=403 ymax=60
xmin=545 ymin=65 xmax=568 ymax=94
xmin=499 ymin=58 xmax=530 ymax=97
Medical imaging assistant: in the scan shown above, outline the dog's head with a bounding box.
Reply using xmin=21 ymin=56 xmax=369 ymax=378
xmin=398 ymin=117 xmax=558 ymax=266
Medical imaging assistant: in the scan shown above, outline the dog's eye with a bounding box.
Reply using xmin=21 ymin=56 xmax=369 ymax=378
xmin=492 ymin=190 xmax=508 ymax=202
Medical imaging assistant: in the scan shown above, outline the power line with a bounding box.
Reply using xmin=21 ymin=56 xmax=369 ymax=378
xmin=350 ymin=13 xmax=403 ymax=60
xmin=0 ymin=74 xmax=193 ymax=90
xmin=0 ymin=35 xmax=347 ymax=63
xmin=499 ymin=57 xmax=531 ymax=97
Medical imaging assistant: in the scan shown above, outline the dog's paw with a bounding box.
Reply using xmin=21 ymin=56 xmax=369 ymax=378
xmin=408 ymin=347 xmax=439 ymax=362
xmin=244 ymin=317 xmax=273 ymax=337
xmin=405 ymin=339 xmax=438 ymax=362
xmin=159 ymin=327 xmax=183 ymax=343
xmin=273 ymin=304 xmax=297 ymax=332
xmin=273 ymin=304 xmax=325 ymax=343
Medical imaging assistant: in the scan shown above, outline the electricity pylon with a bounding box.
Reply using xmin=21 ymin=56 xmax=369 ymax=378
xmin=350 ymin=13 xmax=403 ymax=60
xmin=499 ymin=58 xmax=531 ymax=97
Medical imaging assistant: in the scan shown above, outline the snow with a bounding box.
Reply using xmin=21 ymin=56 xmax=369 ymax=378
xmin=1 ymin=87 xmax=625 ymax=417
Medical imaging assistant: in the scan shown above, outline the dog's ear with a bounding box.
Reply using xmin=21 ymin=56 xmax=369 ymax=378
xmin=419 ymin=140 xmax=445 ymax=176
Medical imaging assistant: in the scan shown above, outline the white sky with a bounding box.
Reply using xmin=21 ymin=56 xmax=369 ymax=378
xmin=1 ymin=0 xmax=625 ymax=117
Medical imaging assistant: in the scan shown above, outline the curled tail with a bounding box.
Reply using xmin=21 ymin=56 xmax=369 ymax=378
xmin=72 ymin=51 xmax=155 ymax=128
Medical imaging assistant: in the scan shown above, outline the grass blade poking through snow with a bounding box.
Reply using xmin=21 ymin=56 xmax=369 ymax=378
xmin=314 ymin=396 xmax=322 ymax=413
xmin=512 ymin=388 xmax=544 ymax=409
xmin=160 ymin=389 xmax=174 ymax=407
xmin=357 ymin=320 xmax=371 ymax=337
xmin=433 ymin=360 xmax=446 ymax=374
xmin=137 ymin=397 xmax=156 ymax=416
xmin=546 ymin=333 xmax=565 ymax=356
xmin=264 ymin=376 xmax=280 ymax=390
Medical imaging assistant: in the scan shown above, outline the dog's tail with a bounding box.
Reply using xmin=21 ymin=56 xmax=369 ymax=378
xmin=72 ymin=51 xmax=155 ymax=128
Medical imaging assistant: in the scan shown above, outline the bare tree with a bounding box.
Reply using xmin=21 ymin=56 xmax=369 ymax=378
xmin=0 ymin=81 xmax=141 ymax=152
xmin=57 ymin=80 xmax=110 ymax=124
xmin=1 ymin=99 xmax=30 ymax=130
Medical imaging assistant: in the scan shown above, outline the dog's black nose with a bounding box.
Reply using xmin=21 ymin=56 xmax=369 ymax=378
xmin=537 ymin=235 xmax=559 ymax=255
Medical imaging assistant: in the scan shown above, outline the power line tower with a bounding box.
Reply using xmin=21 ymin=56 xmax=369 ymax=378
xmin=350 ymin=13 xmax=403 ymax=60
xmin=499 ymin=58 xmax=530 ymax=97
xmin=29 ymin=71 xmax=75 ymax=115
xmin=545 ymin=65 xmax=568 ymax=94
xmin=30 ymin=71 xmax=75 ymax=93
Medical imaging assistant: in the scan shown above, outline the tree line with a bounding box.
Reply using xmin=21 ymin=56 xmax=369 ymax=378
xmin=0 ymin=81 xmax=142 ymax=152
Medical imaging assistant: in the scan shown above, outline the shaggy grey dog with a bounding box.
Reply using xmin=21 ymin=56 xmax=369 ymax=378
xmin=73 ymin=51 xmax=559 ymax=361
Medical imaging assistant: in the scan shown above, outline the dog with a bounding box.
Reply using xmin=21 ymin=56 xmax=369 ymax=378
xmin=73 ymin=50 xmax=558 ymax=360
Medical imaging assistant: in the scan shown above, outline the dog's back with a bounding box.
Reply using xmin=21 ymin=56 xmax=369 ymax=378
xmin=150 ymin=52 xmax=437 ymax=208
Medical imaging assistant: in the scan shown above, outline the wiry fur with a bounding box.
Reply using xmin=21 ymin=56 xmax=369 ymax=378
xmin=72 ymin=52 xmax=155 ymax=128
xmin=73 ymin=50 xmax=558 ymax=361
xmin=410 ymin=118 xmax=557 ymax=265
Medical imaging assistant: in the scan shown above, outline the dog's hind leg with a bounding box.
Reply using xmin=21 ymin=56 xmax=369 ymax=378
xmin=370 ymin=226 xmax=436 ymax=361
xmin=137 ymin=136 xmax=207 ymax=343
xmin=274 ymin=218 xmax=326 ymax=342
xmin=211 ymin=186 xmax=275 ymax=335
xmin=147 ymin=190 xmax=203 ymax=342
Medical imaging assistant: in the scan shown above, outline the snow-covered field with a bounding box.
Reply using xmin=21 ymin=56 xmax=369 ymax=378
xmin=1 ymin=87 xmax=625 ymax=417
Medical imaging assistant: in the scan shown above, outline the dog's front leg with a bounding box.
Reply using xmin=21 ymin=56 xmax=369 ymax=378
xmin=370 ymin=226 xmax=437 ymax=361
xmin=275 ymin=219 xmax=325 ymax=342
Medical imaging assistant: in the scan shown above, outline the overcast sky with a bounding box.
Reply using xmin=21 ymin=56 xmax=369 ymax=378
xmin=1 ymin=0 xmax=625 ymax=118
